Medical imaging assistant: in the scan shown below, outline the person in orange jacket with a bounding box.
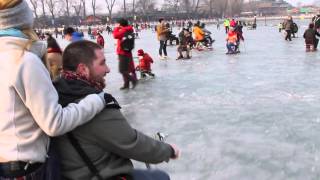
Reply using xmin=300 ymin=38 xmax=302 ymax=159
xmin=136 ymin=49 xmax=155 ymax=79
xmin=193 ymin=22 xmax=205 ymax=49
xmin=193 ymin=23 xmax=205 ymax=42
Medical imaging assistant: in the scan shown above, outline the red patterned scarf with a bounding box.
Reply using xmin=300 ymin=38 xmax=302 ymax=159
xmin=61 ymin=70 xmax=105 ymax=91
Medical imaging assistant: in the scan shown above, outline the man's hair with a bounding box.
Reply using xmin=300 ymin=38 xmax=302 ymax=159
xmin=117 ymin=18 xmax=128 ymax=26
xmin=159 ymin=18 xmax=164 ymax=23
xmin=63 ymin=40 xmax=102 ymax=71
xmin=64 ymin=27 xmax=75 ymax=35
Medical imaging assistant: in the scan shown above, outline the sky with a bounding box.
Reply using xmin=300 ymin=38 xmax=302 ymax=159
xmin=285 ymin=0 xmax=314 ymax=6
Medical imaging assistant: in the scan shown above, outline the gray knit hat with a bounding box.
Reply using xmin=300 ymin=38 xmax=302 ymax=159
xmin=0 ymin=0 xmax=34 ymax=30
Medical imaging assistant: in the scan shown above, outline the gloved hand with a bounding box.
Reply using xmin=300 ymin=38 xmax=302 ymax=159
xmin=98 ymin=92 xmax=121 ymax=109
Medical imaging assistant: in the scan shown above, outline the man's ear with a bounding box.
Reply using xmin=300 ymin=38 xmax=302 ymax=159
xmin=76 ymin=63 xmax=90 ymax=78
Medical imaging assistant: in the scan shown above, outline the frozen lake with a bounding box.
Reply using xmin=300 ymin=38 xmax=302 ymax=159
xmin=58 ymin=19 xmax=320 ymax=180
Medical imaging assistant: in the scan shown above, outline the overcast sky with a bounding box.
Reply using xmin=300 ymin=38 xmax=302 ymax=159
xmin=286 ymin=0 xmax=314 ymax=6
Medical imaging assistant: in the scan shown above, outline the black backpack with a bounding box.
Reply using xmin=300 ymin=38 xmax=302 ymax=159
xmin=121 ymin=31 xmax=135 ymax=52
xmin=292 ymin=23 xmax=298 ymax=33
xmin=313 ymin=15 xmax=320 ymax=29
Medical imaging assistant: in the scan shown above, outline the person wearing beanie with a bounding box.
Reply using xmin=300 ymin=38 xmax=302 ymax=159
xmin=113 ymin=18 xmax=138 ymax=90
xmin=46 ymin=34 xmax=63 ymax=81
xmin=0 ymin=1 xmax=109 ymax=179
xmin=136 ymin=49 xmax=155 ymax=79
xmin=63 ymin=27 xmax=84 ymax=42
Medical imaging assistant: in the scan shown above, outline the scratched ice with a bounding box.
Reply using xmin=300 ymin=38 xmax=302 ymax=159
xmin=57 ymin=19 xmax=320 ymax=180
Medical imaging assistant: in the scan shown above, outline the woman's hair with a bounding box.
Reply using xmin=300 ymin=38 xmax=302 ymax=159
xmin=0 ymin=0 xmax=22 ymax=10
xmin=47 ymin=35 xmax=61 ymax=52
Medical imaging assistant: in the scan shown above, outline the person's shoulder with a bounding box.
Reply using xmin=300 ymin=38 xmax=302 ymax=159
xmin=22 ymin=50 xmax=44 ymax=66
xmin=94 ymin=107 xmax=123 ymax=122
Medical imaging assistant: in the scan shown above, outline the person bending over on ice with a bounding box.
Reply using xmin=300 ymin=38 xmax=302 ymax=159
xmin=136 ymin=49 xmax=155 ymax=79
xmin=177 ymin=28 xmax=192 ymax=60
xmin=53 ymin=40 xmax=180 ymax=180
xmin=303 ymin=23 xmax=320 ymax=52
xmin=226 ymin=27 xmax=238 ymax=54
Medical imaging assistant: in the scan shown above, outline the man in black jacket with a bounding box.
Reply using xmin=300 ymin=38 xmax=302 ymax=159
xmin=53 ymin=40 xmax=180 ymax=180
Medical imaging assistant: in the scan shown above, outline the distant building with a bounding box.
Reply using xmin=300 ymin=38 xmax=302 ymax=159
xmin=243 ymin=0 xmax=293 ymax=16
xmin=257 ymin=0 xmax=293 ymax=15
xmin=287 ymin=5 xmax=320 ymax=14
xmin=82 ymin=15 xmax=103 ymax=25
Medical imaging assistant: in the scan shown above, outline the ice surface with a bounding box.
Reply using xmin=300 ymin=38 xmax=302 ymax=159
xmin=58 ymin=19 xmax=320 ymax=180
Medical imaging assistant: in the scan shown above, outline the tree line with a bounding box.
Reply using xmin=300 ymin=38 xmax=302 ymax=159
xmin=28 ymin=0 xmax=246 ymax=27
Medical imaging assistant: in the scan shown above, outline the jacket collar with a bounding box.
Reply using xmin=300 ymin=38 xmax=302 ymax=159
xmin=0 ymin=36 xmax=47 ymax=58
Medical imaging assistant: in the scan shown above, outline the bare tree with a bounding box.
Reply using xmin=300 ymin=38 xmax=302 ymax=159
xmin=46 ymin=0 xmax=58 ymax=25
xmin=40 ymin=0 xmax=46 ymax=18
xmin=180 ymin=0 xmax=202 ymax=17
xmin=81 ymin=0 xmax=86 ymax=18
xmin=91 ymin=0 xmax=97 ymax=23
xmin=105 ymin=0 xmax=116 ymax=22
xmin=123 ymin=0 xmax=127 ymax=17
xmin=181 ymin=0 xmax=191 ymax=15
xmin=229 ymin=0 xmax=244 ymax=16
xmin=132 ymin=0 xmax=135 ymax=16
xmin=193 ymin=0 xmax=201 ymax=14
xmin=162 ymin=0 xmax=180 ymax=13
xmin=65 ymin=0 xmax=71 ymax=19
xmin=214 ymin=0 xmax=229 ymax=17
xmin=248 ymin=0 xmax=258 ymax=13
xmin=205 ymin=0 xmax=216 ymax=17
xmin=136 ymin=0 xmax=156 ymax=15
xmin=29 ymin=0 xmax=39 ymax=20
xmin=72 ymin=0 xmax=82 ymax=25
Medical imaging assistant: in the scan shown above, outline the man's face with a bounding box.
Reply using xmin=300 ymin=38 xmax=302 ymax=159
xmin=88 ymin=49 xmax=110 ymax=87
xmin=65 ymin=34 xmax=72 ymax=41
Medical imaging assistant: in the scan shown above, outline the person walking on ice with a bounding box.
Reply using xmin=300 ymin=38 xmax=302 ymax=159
xmin=156 ymin=18 xmax=170 ymax=60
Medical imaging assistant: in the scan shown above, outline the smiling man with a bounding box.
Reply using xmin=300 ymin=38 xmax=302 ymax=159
xmin=53 ymin=40 xmax=180 ymax=180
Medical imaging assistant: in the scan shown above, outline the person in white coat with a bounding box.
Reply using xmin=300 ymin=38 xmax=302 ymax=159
xmin=0 ymin=0 xmax=108 ymax=179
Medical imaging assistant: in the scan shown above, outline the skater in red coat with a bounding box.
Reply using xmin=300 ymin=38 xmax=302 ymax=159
xmin=136 ymin=49 xmax=155 ymax=79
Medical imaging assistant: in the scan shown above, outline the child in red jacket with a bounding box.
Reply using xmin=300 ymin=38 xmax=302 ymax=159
xmin=136 ymin=49 xmax=155 ymax=79
xmin=96 ymin=32 xmax=105 ymax=48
